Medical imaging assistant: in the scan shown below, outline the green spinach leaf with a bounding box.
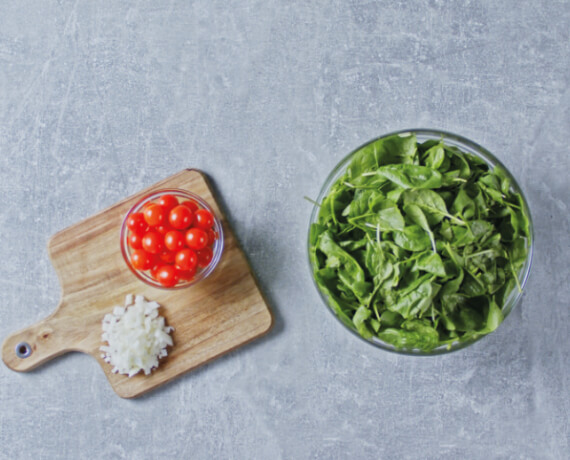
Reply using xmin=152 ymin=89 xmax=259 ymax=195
xmin=310 ymin=133 xmax=531 ymax=351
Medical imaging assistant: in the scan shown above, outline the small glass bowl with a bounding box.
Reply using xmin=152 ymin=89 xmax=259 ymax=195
xmin=308 ymin=129 xmax=534 ymax=355
xmin=121 ymin=189 xmax=224 ymax=289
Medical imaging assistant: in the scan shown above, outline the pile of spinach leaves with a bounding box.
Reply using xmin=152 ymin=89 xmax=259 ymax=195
xmin=309 ymin=133 xmax=530 ymax=351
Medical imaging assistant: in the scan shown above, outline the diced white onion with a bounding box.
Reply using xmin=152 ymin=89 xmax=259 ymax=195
xmin=100 ymin=295 xmax=174 ymax=377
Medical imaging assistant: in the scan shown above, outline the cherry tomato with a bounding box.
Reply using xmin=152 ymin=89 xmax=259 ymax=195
xmin=127 ymin=212 xmax=147 ymax=234
xmin=158 ymin=194 xmax=179 ymax=213
xmin=150 ymin=262 xmax=161 ymax=280
xmin=207 ymin=229 xmax=218 ymax=245
xmin=142 ymin=231 xmax=164 ymax=254
xmin=141 ymin=201 xmax=154 ymax=213
xmin=175 ymin=248 xmax=198 ymax=271
xmin=143 ymin=204 xmax=166 ymax=227
xmin=185 ymin=228 xmax=208 ymax=250
xmin=155 ymin=223 xmax=172 ymax=235
xmin=177 ymin=268 xmax=197 ymax=282
xmin=196 ymin=247 xmax=213 ymax=268
xmin=181 ymin=200 xmax=199 ymax=213
xmin=194 ymin=209 xmax=214 ymax=230
xmin=169 ymin=205 xmax=193 ymax=230
xmin=155 ymin=265 xmax=179 ymax=287
xmin=131 ymin=249 xmax=153 ymax=270
xmin=159 ymin=250 xmax=176 ymax=264
xmin=128 ymin=232 xmax=143 ymax=249
xmin=164 ymin=230 xmax=185 ymax=252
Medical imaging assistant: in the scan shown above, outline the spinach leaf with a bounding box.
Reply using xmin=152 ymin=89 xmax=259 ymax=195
xmin=377 ymin=319 xmax=440 ymax=351
xmin=413 ymin=251 xmax=446 ymax=277
xmin=347 ymin=134 xmax=418 ymax=179
xmin=314 ymin=268 xmax=354 ymax=329
xmin=403 ymin=203 xmax=436 ymax=252
xmin=375 ymin=164 xmax=442 ymax=189
xmin=317 ymin=231 xmax=371 ymax=301
xmin=364 ymin=241 xmax=394 ymax=285
xmin=387 ymin=274 xmax=440 ymax=319
xmin=485 ymin=298 xmax=504 ymax=332
xmin=310 ymin=133 xmax=531 ymax=351
xmin=393 ymin=225 xmax=432 ymax=252
xmin=441 ymin=294 xmax=485 ymax=332
xmin=422 ymin=142 xmax=445 ymax=169
xmin=493 ymin=166 xmax=511 ymax=195
xmin=353 ymin=305 xmax=374 ymax=339
xmin=380 ymin=310 xmax=404 ymax=328
xmin=402 ymin=189 xmax=463 ymax=226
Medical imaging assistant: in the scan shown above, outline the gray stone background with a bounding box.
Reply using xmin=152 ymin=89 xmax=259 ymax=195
xmin=1 ymin=0 xmax=568 ymax=459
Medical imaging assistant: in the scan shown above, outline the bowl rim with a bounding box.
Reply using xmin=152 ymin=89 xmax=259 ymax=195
xmin=120 ymin=188 xmax=224 ymax=290
xmin=307 ymin=128 xmax=534 ymax=355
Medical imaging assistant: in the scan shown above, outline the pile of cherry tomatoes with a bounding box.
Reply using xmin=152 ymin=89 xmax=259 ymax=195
xmin=125 ymin=193 xmax=218 ymax=287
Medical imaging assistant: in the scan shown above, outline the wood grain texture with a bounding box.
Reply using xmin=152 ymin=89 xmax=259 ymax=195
xmin=1 ymin=170 xmax=273 ymax=398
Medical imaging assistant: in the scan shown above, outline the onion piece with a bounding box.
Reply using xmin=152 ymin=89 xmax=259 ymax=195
xmin=100 ymin=295 xmax=173 ymax=377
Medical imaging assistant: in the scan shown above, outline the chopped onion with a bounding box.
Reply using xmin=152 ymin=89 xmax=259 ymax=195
xmin=100 ymin=295 xmax=173 ymax=377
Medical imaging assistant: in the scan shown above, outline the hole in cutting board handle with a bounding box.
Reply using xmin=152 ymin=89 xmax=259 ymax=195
xmin=15 ymin=342 xmax=32 ymax=359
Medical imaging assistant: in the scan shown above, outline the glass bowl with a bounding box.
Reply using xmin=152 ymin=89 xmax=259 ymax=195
xmin=121 ymin=189 xmax=224 ymax=289
xmin=308 ymin=129 xmax=534 ymax=355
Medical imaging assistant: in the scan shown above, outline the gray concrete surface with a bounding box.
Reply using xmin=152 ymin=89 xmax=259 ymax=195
xmin=1 ymin=1 xmax=569 ymax=459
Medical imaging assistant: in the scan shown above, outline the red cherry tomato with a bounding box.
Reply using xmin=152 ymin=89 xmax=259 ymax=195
xmin=181 ymin=200 xmax=199 ymax=213
xmin=169 ymin=205 xmax=193 ymax=230
xmin=159 ymin=250 xmax=176 ymax=264
xmin=196 ymin=247 xmax=213 ymax=268
xmin=150 ymin=262 xmax=161 ymax=280
xmin=141 ymin=201 xmax=153 ymax=213
xmin=128 ymin=232 xmax=143 ymax=249
xmin=185 ymin=228 xmax=208 ymax=250
xmin=158 ymin=194 xmax=179 ymax=213
xmin=155 ymin=265 xmax=179 ymax=287
xmin=164 ymin=230 xmax=185 ymax=252
xmin=143 ymin=204 xmax=166 ymax=227
xmin=142 ymin=231 xmax=164 ymax=254
xmin=155 ymin=223 xmax=172 ymax=235
xmin=127 ymin=212 xmax=147 ymax=234
xmin=207 ymin=229 xmax=218 ymax=245
xmin=175 ymin=248 xmax=198 ymax=271
xmin=131 ymin=249 xmax=153 ymax=270
xmin=177 ymin=268 xmax=197 ymax=282
xmin=194 ymin=209 xmax=214 ymax=230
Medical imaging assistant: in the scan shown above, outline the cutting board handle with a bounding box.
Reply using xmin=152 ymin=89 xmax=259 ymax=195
xmin=2 ymin=303 xmax=83 ymax=372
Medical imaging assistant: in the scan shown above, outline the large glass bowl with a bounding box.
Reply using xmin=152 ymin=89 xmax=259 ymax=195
xmin=308 ymin=129 xmax=534 ymax=355
xmin=121 ymin=189 xmax=224 ymax=289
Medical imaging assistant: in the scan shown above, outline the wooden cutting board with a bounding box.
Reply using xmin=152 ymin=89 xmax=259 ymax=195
xmin=1 ymin=169 xmax=273 ymax=398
